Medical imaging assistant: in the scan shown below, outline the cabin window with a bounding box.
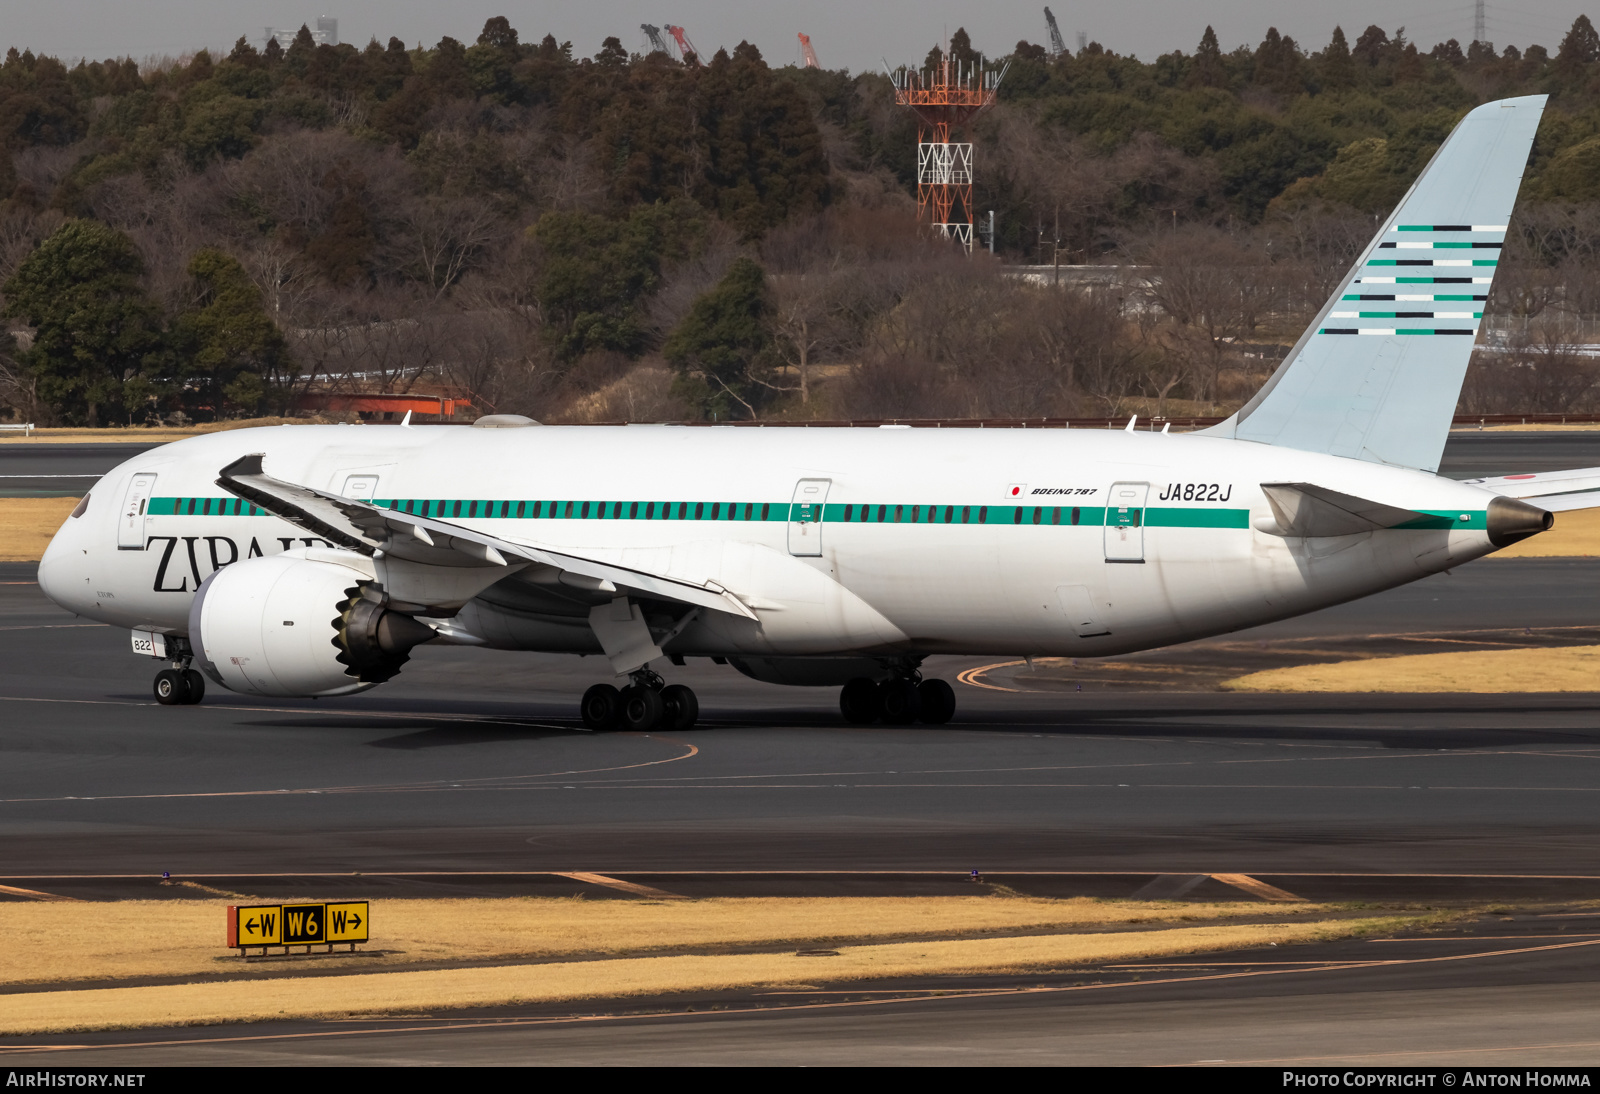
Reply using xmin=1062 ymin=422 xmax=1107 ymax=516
xmin=961 ymin=506 xmax=970 ymax=524
xmin=516 ymin=501 xmax=526 ymax=518
xmin=1051 ymin=507 xmax=1060 ymax=525
xmin=944 ymin=505 xmax=954 ymax=523
xmin=979 ymin=506 xmax=988 ymax=523
xmin=564 ymin=501 xmax=573 ymax=518
xmin=761 ymin=503 xmax=770 ymax=520
xmin=695 ymin=502 xmax=704 ymax=520
xmin=1033 ymin=507 xmax=1042 ymax=525
xmin=468 ymin=501 xmax=478 ymax=518
xmin=1071 ymin=507 xmax=1080 ymax=525
xmin=1013 ymin=507 xmax=1022 ymax=525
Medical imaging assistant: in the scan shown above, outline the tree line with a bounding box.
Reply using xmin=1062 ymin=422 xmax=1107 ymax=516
xmin=6 ymin=15 xmax=1600 ymax=425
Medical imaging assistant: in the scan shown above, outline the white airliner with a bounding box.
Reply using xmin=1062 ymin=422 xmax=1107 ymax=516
xmin=35 ymin=95 xmax=1600 ymax=730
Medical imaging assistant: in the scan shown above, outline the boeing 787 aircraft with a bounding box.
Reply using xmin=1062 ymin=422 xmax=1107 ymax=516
xmin=36 ymin=95 xmax=1600 ymax=731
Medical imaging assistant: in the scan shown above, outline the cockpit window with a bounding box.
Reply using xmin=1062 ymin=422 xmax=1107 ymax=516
xmin=70 ymin=494 xmax=90 ymax=519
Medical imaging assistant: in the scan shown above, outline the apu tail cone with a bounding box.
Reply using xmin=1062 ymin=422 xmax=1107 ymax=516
xmin=1487 ymin=495 xmax=1555 ymax=548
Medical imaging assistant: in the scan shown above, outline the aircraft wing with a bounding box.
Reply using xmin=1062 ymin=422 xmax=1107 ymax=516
xmin=1459 ymin=467 xmax=1600 ymax=512
xmin=216 ymin=454 xmax=758 ymax=620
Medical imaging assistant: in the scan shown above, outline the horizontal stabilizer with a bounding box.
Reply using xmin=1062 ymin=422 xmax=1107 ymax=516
xmin=1461 ymin=466 xmax=1600 ymax=511
xmin=1259 ymin=482 xmax=1432 ymax=537
xmin=1203 ymin=96 xmax=1547 ymax=472
xmin=216 ymin=455 xmax=758 ymax=620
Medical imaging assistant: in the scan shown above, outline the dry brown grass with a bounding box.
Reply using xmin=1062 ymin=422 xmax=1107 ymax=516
xmin=0 ymin=497 xmax=80 ymax=561
xmin=0 ymin=895 xmax=1337 ymax=986
xmin=1493 ymin=506 xmax=1600 ymax=557
xmin=0 ymin=915 xmax=1419 ymax=1035
xmin=1225 ymin=644 xmax=1600 ymax=693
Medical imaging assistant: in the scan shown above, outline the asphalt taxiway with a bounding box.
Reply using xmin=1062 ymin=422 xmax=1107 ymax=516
xmin=5 ymin=429 xmax=1600 ymax=1063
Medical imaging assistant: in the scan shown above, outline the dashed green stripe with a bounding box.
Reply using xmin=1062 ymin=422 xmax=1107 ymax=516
xmin=148 ymin=497 xmax=1282 ymax=531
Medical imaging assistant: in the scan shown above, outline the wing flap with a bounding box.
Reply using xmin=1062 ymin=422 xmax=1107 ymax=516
xmin=216 ymin=455 xmax=758 ymax=621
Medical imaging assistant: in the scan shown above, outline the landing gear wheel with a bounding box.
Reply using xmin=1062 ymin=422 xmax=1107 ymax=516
xmin=619 ymin=684 xmax=666 ymax=731
xmin=181 ymin=669 xmax=206 ymax=705
xmin=660 ymin=684 xmax=699 ymax=731
xmin=839 ymin=677 xmax=881 ymax=725
xmin=917 ymin=678 xmax=956 ymax=724
xmin=580 ymin=683 xmax=622 ymax=731
xmin=153 ymin=669 xmax=188 ymax=706
xmin=879 ymin=678 xmax=922 ymax=725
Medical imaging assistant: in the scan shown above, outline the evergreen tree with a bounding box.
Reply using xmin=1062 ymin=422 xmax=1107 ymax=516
xmin=2 ymin=220 xmax=165 ymax=425
xmin=1320 ymin=26 xmax=1355 ymax=89
xmin=1189 ymin=26 xmax=1226 ymax=88
xmin=169 ymin=249 xmax=293 ymax=418
xmin=1555 ymin=14 xmax=1600 ymax=84
xmin=664 ymin=256 xmax=774 ymax=420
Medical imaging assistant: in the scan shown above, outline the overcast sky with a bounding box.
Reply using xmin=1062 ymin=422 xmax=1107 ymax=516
xmin=3 ymin=2 xmax=1594 ymax=74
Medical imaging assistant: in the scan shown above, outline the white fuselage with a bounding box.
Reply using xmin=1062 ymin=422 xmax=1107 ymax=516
xmin=39 ymin=423 xmax=1507 ymax=663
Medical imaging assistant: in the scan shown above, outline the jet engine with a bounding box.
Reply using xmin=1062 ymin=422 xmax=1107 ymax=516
xmin=188 ymin=551 xmax=436 ymax=698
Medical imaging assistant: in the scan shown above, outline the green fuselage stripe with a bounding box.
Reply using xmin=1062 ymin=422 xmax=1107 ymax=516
xmin=148 ymin=498 xmax=1486 ymax=532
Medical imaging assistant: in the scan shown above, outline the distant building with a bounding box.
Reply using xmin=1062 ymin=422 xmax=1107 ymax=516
xmin=263 ymin=15 xmax=337 ymax=49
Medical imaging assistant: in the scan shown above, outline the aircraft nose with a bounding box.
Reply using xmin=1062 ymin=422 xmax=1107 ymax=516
xmin=37 ymin=494 xmax=89 ymax=612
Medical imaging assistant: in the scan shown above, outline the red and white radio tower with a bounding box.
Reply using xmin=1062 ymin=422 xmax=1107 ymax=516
xmin=891 ymin=46 xmax=1006 ymax=251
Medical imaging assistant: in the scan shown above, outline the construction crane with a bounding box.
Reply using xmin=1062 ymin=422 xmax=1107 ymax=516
xmin=665 ymin=24 xmax=700 ymax=63
xmin=798 ymin=32 xmax=820 ymax=68
xmin=641 ymin=24 xmax=671 ymax=55
xmin=1043 ymin=7 xmax=1067 ymax=57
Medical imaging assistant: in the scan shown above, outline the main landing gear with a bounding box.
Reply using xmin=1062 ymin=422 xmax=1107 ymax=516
xmin=581 ymin=670 xmax=698 ymax=732
xmin=154 ymin=666 xmax=206 ymax=706
xmin=839 ymin=673 xmax=956 ymax=726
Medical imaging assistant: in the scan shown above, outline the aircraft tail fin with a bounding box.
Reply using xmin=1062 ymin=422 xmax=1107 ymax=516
xmin=1200 ymin=95 xmax=1546 ymax=473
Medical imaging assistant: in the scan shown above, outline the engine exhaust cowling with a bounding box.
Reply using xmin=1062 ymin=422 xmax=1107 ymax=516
xmin=189 ymin=552 xmax=434 ymax=698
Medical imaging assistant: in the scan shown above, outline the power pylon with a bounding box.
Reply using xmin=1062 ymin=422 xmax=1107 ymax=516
xmin=1474 ymin=0 xmax=1486 ymax=44
xmin=891 ymin=46 xmax=1007 ymax=251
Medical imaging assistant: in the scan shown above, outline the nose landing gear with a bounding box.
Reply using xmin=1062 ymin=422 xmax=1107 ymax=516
xmin=581 ymin=670 xmax=699 ymax=732
xmin=153 ymin=666 xmax=206 ymax=706
xmin=840 ymin=674 xmax=955 ymax=725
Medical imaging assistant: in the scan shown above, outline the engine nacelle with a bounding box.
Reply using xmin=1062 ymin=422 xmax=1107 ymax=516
xmin=188 ymin=551 xmax=435 ymax=698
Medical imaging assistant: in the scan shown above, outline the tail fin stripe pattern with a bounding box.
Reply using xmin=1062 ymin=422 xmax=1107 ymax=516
xmin=1197 ymin=94 xmax=1546 ymax=472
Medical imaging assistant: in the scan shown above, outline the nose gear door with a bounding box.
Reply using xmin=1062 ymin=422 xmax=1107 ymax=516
xmin=788 ymin=478 xmax=831 ymax=557
xmin=118 ymin=473 xmax=158 ymax=550
xmin=1103 ymin=481 xmax=1148 ymax=563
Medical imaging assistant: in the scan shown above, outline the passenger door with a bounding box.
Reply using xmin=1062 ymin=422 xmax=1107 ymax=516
xmin=118 ymin=473 xmax=157 ymax=550
xmin=1103 ymin=481 xmax=1148 ymax=563
xmin=788 ymin=478 xmax=831 ymax=557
